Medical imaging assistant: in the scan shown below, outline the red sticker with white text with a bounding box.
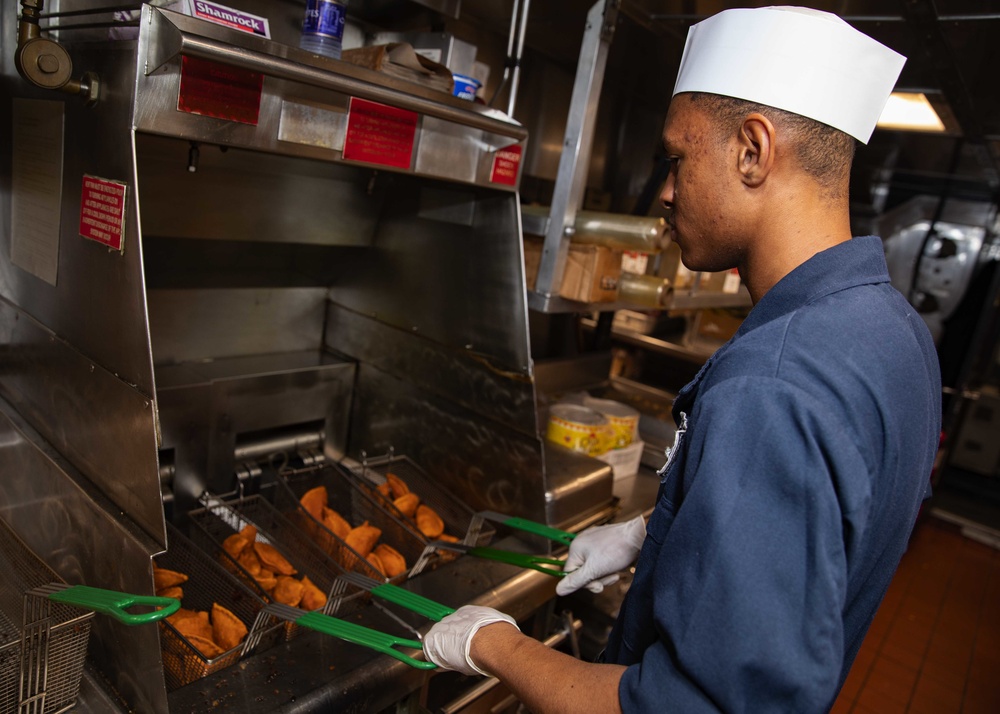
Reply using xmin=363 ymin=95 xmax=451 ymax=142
xmin=342 ymin=98 xmax=418 ymax=169
xmin=178 ymin=55 xmax=263 ymax=126
xmin=79 ymin=175 xmax=127 ymax=252
xmin=490 ymin=144 xmax=522 ymax=186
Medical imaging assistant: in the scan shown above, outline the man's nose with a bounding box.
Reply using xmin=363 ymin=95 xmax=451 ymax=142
xmin=660 ymin=173 xmax=675 ymax=211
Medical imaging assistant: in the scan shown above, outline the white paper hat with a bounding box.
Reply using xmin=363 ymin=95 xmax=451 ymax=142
xmin=672 ymin=6 xmax=906 ymax=143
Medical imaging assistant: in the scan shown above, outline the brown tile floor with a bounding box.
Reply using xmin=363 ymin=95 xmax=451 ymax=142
xmin=831 ymin=513 xmax=1000 ymax=714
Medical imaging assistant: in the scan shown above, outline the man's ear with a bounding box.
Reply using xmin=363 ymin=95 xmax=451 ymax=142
xmin=737 ymin=113 xmax=776 ymax=187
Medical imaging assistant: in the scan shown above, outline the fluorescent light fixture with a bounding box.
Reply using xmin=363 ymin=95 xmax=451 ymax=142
xmin=877 ymin=92 xmax=947 ymax=132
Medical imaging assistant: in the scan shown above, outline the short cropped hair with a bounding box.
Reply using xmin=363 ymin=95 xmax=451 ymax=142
xmin=688 ymin=92 xmax=856 ymax=195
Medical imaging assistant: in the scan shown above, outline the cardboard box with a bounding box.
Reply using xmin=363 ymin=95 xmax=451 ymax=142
xmin=524 ymin=238 xmax=621 ymax=303
xmin=657 ymin=242 xmax=740 ymax=293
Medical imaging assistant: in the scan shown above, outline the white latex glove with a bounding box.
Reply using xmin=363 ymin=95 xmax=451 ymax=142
xmin=423 ymin=605 xmax=519 ymax=676
xmin=556 ymin=515 xmax=646 ymax=596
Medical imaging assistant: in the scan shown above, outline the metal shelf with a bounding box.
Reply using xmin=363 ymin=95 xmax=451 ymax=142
xmin=528 ymin=285 xmax=751 ymax=314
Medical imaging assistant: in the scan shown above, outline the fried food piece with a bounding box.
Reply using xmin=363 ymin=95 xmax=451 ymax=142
xmin=437 ymin=533 xmax=460 ymax=543
xmin=254 ymin=570 xmax=278 ymax=593
xmin=222 ymin=533 xmax=249 ymax=559
xmin=300 ymin=575 xmax=327 ymax=611
xmin=272 ymin=575 xmax=304 ymax=607
xmin=173 ymin=611 xmax=213 ymax=642
xmin=157 ymin=586 xmax=184 ymax=600
xmin=254 ymin=541 xmax=297 ymax=576
xmin=239 ymin=523 xmax=258 ymax=542
xmin=366 ymin=551 xmax=385 ymax=577
xmin=393 ymin=493 xmax=420 ymax=518
xmin=187 ymin=634 xmax=225 ymax=659
xmin=372 ymin=543 xmax=407 ymax=578
xmin=345 ymin=521 xmax=381 ymax=558
xmin=385 ymin=473 xmax=410 ymax=499
xmin=166 ymin=608 xmax=201 ymax=626
xmin=321 ymin=507 xmax=351 ymax=540
xmin=376 ymin=482 xmax=392 ymax=501
xmin=300 ymin=486 xmax=328 ymax=521
xmin=211 ymin=603 xmax=248 ymax=651
xmin=153 ymin=567 xmax=188 ymax=591
xmin=416 ymin=504 xmax=445 ymax=539
xmin=238 ymin=547 xmax=262 ymax=576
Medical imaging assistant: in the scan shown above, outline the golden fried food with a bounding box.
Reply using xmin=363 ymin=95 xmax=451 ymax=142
xmin=239 ymin=523 xmax=258 ymax=542
xmin=393 ymin=493 xmax=420 ymax=518
xmin=157 ymin=586 xmax=184 ymax=600
xmin=416 ymin=504 xmax=445 ymax=539
xmin=300 ymin=575 xmax=327 ymax=611
xmin=238 ymin=547 xmax=262 ymax=576
xmin=273 ymin=575 xmax=305 ymax=607
xmin=173 ymin=611 xmax=213 ymax=642
xmin=321 ymin=507 xmax=351 ymax=540
xmin=300 ymin=486 xmax=328 ymax=521
xmin=187 ymin=634 xmax=225 ymax=659
xmin=437 ymin=533 xmax=460 ymax=543
xmin=254 ymin=569 xmax=278 ymax=593
xmin=222 ymin=533 xmax=249 ymax=559
xmin=372 ymin=543 xmax=407 ymax=578
xmin=166 ymin=608 xmax=201 ymax=626
xmin=385 ymin=472 xmax=409 ymax=499
xmin=345 ymin=521 xmax=381 ymax=558
xmin=366 ymin=551 xmax=385 ymax=577
xmin=376 ymin=482 xmax=393 ymax=501
xmin=153 ymin=567 xmax=188 ymax=591
xmin=254 ymin=541 xmax=297 ymax=576
xmin=211 ymin=603 xmax=248 ymax=651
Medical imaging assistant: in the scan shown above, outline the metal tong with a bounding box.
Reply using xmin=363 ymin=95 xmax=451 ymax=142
xmin=249 ymin=602 xmax=437 ymax=670
xmin=429 ymin=510 xmax=576 ymax=577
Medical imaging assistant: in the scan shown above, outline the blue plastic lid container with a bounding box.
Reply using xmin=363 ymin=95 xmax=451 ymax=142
xmin=453 ymin=73 xmax=482 ymax=101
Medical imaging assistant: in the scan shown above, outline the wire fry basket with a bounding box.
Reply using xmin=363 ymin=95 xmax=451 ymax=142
xmin=188 ymin=495 xmax=345 ymax=639
xmin=266 ymin=463 xmax=426 ymax=583
xmin=0 ymin=520 xmax=93 ymax=714
xmin=341 ymin=454 xmax=495 ymax=547
xmin=155 ymin=525 xmax=275 ymax=691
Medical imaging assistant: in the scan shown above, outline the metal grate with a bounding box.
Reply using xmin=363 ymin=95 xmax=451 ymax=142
xmin=188 ymin=496 xmax=345 ymax=639
xmin=155 ymin=525 xmax=273 ymax=691
xmin=0 ymin=519 xmax=92 ymax=714
xmin=267 ymin=464 xmax=427 ymax=583
xmin=341 ymin=456 xmax=495 ymax=547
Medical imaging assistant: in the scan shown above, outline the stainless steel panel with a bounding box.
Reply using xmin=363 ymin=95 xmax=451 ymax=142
xmin=1 ymin=40 xmax=157 ymax=396
xmin=135 ymin=134 xmax=384 ymax=247
xmin=326 ymin=304 xmax=536 ymax=430
xmin=349 ymin=363 xmax=549 ymax=523
xmin=542 ymin=443 xmax=614 ymax=530
xmin=156 ymin=353 xmax=356 ymax=507
xmin=146 ymin=287 xmax=328 ymax=364
xmin=325 ymin=174 xmax=531 ymax=370
xmin=0 ymin=398 xmax=168 ymax=714
xmin=0 ymin=298 xmax=165 ymax=546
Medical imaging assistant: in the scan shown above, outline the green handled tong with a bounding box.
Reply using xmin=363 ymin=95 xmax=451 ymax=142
xmin=336 ymin=572 xmax=455 ymax=621
xmin=262 ymin=602 xmax=436 ymax=670
xmin=431 ymin=511 xmax=578 ymax=576
xmin=474 ymin=510 xmax=577 ymax=546
xmin=32 ymin=583 xmax=181 ymax=624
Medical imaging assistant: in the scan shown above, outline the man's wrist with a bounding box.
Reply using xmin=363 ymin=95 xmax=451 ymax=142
xmin=468 ymin=620 xmax=521 ymax=676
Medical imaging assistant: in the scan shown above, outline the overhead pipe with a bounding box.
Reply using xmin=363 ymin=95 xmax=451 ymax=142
xmin=14 ymin=0 xmax=100 ymax=104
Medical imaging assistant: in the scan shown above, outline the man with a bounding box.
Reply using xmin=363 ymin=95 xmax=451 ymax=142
xmin=423 ymin=7 xmax=942 ymax=712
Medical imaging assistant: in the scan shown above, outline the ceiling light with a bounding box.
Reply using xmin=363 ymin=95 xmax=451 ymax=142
xmin=877 ymin=92 xmax=947 ymax=133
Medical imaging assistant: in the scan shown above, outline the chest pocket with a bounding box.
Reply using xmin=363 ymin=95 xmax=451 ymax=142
xmin=647 ymin=412 xmax=688 ymax=544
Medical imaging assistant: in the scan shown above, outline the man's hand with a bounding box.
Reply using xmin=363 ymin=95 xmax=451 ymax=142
xmin=423 ymin=605 xmax=519 ymax=676
xmin=556 ymin=516 xmax=646 ymax=596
